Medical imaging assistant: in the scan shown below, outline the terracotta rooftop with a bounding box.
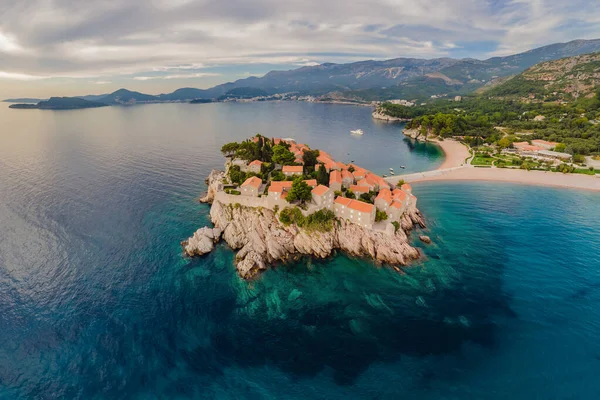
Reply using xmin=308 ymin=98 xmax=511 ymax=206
xmin=348 ymin=200 xmax=375 ymax=213
xmin=390 ymin=201 xmax=403 ymax=209
xmin=392 ymin=189 xmax=407 ymax=201
xmin=357 ymin=178 xmax=372 ymax=187
xmin=312 ymin=184 xmax=330 ymax=196
xmin=341 ymin=170 xmax=354 ymax=180
xmin=350 ymin=185 xmax=370 ymax=194
xmin=375 ymin=188 xmax=392 ymax=203
xmin=304 ymin=179 xmax=317 ymax=187
xmin=336 ymin=161 xmax=347 ymax=170
xmin=330 ymin=170 xmax=342 ymax=184
xmin=270 ymin=180 xmax=293 ymax=188
xmin=334 ymin=196 xmax=352 ymax=206
xmin=400 ymin=183 xmax=412 ymax=192
xmin=248 ymin=160 xmax=263 ymax=167
xmin=532 ymin=139 xmax=559 ymax=146
xmin=241 ymin=176 xmax=262 ymax=188
xmin=282 ymin=165 xmax=304 ymax=173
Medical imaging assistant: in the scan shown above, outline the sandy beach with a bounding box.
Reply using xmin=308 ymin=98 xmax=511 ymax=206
xmin=407 ymin=167 xmax=600 ymax=191
xmin=387 ymin=138 xmax=600 ymax=191
xmin=432 ymin=139 xmax=471 ymax=169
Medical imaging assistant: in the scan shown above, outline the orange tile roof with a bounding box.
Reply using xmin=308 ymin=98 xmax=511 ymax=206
xmin=281 ymin=191 xmax=288 ymax=199
xmin=348 ymin=200 xmax=375 ymax=213
xmin=248 ymin=160 xmax=263 ymax=167
xmin=336 ymin=161 xmax=347 ymax=170
xmin=303 ymin=179 xmax=317 ymax=187
xmin=334 ymin=196 xmax=352 ymax=206
xmin=241 ymin=176 xmax=262 ymax=188
xmin=532 ymin=139 xmax=559 ymax=147
xmin=270 ymin=180 xmax=293 ymax=188
xmin=341 ymin=170 xmax=354 ymax=180
xmin=400 ymin=183 xmax=412 ymax=192
xmin=317 ymin=154 xmax=332 ymax=164
xmin=376 ymin=188 xmax=392 ymax=203
xmin=392 ymin=189 xmax=407 ymax=201
xmin=312 ymin=185 xmax=330 ymax=196
xmin=390 ymin=201 xmax=403 ymax=209
xmin=330 ymin=170 xmax=342 ymax=184
xmin=357 ymin=178 xmax=372 ymax=187
xmin=282 ymin=165 xmax=304 ymax=173
xmin=350 ymin=185 xmax=370 ymax=193
xmin=319 ymin=150 xmax=332 ymax=159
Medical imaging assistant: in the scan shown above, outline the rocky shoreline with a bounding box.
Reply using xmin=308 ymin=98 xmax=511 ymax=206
xmin=183 ymin=170 xmax=426 ymax=279
xmin=371 ymin=109 xmax=411 ymax=122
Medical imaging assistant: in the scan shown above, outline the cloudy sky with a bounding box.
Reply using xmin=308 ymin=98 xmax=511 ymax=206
xmin=1 ymin=0 xmax=600 ymax=98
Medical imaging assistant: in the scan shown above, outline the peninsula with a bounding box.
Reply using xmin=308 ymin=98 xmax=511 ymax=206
xmin=183 ymin=136 xmax=426 ymax=279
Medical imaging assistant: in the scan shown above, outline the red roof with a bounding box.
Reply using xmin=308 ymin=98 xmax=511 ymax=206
xmin=282 ymin=165 xmax=303 ymax=173
xmin=341 ymin=170 xmax=353 ymax=180
xmin=348 ymin=200 xmax=374 ymax=213
xmin=241 ymin=176 xmax=262 ymax=188
xmin=334 ymin=196 xmax=352 ymax=206
xmin=357 ymin=178 xmax=372 ymax=188
xmin=392 ymin=189 xmax=407 ymax=202
xmin=248 ymin=160 xmax=263 ymax=167
xmin=350 ymin=185 xmax=370 ymax=194
xmin=303 ymin=179 xmax=317 ymax=187
xmin=390 ymin=201 xmax=403 ymax=209
xmin=330 ymin=170 xmax=342 ymax=184
xmin=312 ymin=185 xmax=330 ymax=196
xmin=400 ymin=183 xmax=412 ymax=192
xmin=376 ymin=188 xmax=392 ymax=203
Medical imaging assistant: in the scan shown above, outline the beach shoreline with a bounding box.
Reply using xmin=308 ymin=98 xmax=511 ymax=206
xmin=389 ymin=135 xmax=600 ymax=191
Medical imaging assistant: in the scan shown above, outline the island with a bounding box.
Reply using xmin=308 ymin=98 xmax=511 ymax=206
xmin=9 ymin=97 xmax=108 ymax=110
xmin=182 ymin=135 xmax=426 ymax=279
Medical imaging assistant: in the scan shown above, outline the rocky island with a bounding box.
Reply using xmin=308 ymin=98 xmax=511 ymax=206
xmin=183 ymin=136 xmax=426 ymax=278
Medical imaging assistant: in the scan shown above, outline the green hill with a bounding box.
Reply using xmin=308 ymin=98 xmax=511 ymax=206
xmin=9 ymin=97 xmax=108 ymax=110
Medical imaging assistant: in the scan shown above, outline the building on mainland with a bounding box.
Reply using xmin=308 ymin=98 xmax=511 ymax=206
xmin=241 ymin=176 xmax=262 ymax=197
xmin=531 ymin=140 xmax=559 ymax=150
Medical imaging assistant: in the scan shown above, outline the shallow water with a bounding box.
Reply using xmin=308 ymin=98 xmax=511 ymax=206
xmin=1 ymin=103 xmax=600 ymax=399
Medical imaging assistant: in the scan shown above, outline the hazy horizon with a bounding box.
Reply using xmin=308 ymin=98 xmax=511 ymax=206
xmin=2 ymin=0 xmax=600 ymax=99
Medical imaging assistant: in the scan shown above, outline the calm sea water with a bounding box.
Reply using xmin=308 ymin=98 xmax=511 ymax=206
xmin=1 ymin=102 xmax=600 ymax=399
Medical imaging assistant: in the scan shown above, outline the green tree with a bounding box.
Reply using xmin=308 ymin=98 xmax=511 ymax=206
xmin=316 ymin=164 xmax=329 ymax=185
xmin=286 ymin=178 xmax=312 ymax=203
xmin=345 ymin=189 xmax=355 ymax=199
xmin=221 ymin=142 xmax=240 ymax=155
xmin=302 ymin=149 xmax=320 ymax=167
xmin=272 ymin=144 xmax=296 ymax=165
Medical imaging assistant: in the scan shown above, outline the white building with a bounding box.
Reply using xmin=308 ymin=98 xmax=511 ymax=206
xmin=311 ymin=185 xmax=334 ymax=208
xmin=282 ymin=165 xmax=303 ymax=177
xmin=240 ymin=176 xmax=262 ymax=197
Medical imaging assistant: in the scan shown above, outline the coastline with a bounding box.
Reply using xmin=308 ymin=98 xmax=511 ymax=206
xmin=389 ymin=130 xmax=600 ymax=191
xmin=403 ymin=167 xmax=600 ymax=192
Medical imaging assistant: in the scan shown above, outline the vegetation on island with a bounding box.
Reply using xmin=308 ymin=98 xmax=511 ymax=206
xmin=285 ymin=178 xmax=312 ymax=203
xmin=9 ymin=97 xmax=108 ymax=110
xmin=375 ymin=210 xmax=388 ymax=222
xmin=279 ymin=207 xmax=336 ymax=232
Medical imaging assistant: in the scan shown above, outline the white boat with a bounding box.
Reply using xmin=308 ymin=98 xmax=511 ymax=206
xmin=400 ymin=165 xmax=406 ymax=169
xmin=389 ymin=167 xmax=394 ymax=171
xmin=390 ymin=171 xmax=395 ymax=175
xmin=350 ymin=129 xmax=364 ymax=135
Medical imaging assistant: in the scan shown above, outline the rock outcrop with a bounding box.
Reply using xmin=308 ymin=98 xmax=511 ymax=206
xmin=371 ymin=109 xmax=410 ymax=122
xmin=184 ymin=171 xmax=426 ymax=279
xmin=199 ymin=170 xmax=225 ymax=203
xmin=419 ymin=235 xmax=432 ymax=244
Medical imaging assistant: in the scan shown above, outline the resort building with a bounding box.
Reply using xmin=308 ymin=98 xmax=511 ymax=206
xmin=282 ymin=165 xmax=304 ymax=177
xmin=333 ymin=197 xmax=376 ymax=229
xmin=350 ymin=185 xmax=370 ymax=195
xmin=329 ymin=170 xmax=342 ymax=192
xmin=531 ymin=140 xmax=559 ymax=150
xmin=374 ymin=188 xmax=393 ymax=213
xmin=247 ymin=160 xmax=263 ymax=174
xmin=267 ymin=181 xmax=293 ymax=207
xmin=356 ymin=178 xmax=374 ymax=191
xmin=241 ymin=176 xmax=262 ymax=197
xmin=341 ymin=170 xmax=354 ymax=188
xmin=303 ymin=179 xmax=317 ymax=188
xmin=311 ymin=185 xmax=334 ymax=208
xmin=400 ymin=183 xmax=412 ymax=195
xmin=513 ymin=142 xmax=544 ymax=152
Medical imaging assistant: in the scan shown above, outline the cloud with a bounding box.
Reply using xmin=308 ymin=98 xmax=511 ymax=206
xmin=133 ymin=72 xmax=221 ymax=80
xmin=0 ymin=0 xmax=599 ymax=83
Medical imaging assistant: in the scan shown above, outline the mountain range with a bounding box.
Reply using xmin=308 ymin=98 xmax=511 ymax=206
xmin=6 ymin=39 xmax=600 ymax=107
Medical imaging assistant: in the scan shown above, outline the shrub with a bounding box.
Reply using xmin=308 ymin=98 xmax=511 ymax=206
xmin=273 ymin=205 xmax=279 ymax=214
xmin=278 ymin=207 xmax=336 ymax=232
xmin=391 ymin=221 xmax=400 ymax=233
xmin=375 ymin=210 xmax=388 ymax=222
xmin=225 ymin=189 xmax=241 ymax=195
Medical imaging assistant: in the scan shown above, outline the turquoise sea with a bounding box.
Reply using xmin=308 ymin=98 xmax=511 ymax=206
xmin=1 ymin=102 xmax=599 ymax=399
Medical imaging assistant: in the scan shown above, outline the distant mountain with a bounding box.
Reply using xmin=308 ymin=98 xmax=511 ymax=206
xmin=485 ymin=52 xmax=600 ymax=101
xmin=76 ymin=94 xmax=110 ymax=102
xmin=98 ymin=89 xmax=159 ymax=104
xmin=6 ymin=39 xmax=600 ymax=104
xmin=9 ymin=97 xmax=108 ymax=110
xmin=3 ymin=98 xmax=45 ymax=103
